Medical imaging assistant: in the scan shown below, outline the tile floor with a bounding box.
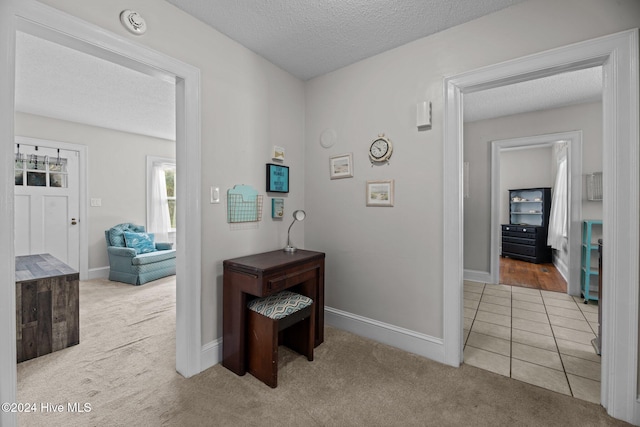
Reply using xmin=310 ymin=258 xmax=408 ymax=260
xmin=463 ymin=280 xmax=601 ymax=403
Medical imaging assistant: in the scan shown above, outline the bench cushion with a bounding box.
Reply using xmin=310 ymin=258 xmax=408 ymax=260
xmin=247 ymin=291 xmax=312 ymax=320
xmin=131 ymin=249 xmax=176 ymax=265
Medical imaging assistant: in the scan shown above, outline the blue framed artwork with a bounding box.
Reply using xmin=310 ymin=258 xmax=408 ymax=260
xmin=266 ymin=163 xmax=289 ymax=193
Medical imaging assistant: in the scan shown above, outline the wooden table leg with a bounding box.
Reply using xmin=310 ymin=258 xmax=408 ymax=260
xmin=222 ymin=279 xmax=247 ymax=376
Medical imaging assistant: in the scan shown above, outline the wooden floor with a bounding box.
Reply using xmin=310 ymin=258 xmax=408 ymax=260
xmin=499 ymin=256 xmax=567 ymax=293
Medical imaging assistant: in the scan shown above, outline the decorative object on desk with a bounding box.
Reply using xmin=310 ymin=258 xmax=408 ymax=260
xmin=227 ymin=185 xmax=263 ymax=223
xmin=319 ymin=128 xmax=337 ymax=148
xmin=272 ymin=146 xmax=285 ymax=161
xmin=329 ymin=153 xmax=353 ymax=179
xmin=369 ymin=134 xmax=393 ymax=166
xmin=266 ymin=163 xmax=289 ymax=193
xmin=284 ymin=210 xmax=306 ymax=252
xmin=366 ymin=180 xmax=394 ymax=207
xmin=272 ymin=198 xmax=284 ymax=218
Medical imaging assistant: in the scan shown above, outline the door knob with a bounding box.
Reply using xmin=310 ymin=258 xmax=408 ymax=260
xmin=71 ymin=218 xmax=77 ymax=225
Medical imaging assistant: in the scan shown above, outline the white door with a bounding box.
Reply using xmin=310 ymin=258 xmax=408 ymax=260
xmin=14 ymin=143 xmax=80 ymax=270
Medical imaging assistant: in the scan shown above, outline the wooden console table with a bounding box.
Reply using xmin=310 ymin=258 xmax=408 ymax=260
xmin=222 ymin=249 xmax=325 ymax=376
xmin=16 ymin=254 xmax=79 ymax=362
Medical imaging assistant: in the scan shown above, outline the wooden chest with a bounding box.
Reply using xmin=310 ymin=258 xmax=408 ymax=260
xmin=15 ymin=254 xmax=79 ymax=363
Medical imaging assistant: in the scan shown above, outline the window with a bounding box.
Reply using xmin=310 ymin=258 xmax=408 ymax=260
xmin=146 ymin=156 xmax=176 ymax=234
xmin=164 ymin=166 xmax=176 ymax=230
xmin=15 ymin=153 xmax=68 ymax=188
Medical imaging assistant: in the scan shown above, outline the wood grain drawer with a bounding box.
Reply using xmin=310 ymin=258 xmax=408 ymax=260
xmin=502 ymin=225 xmax=536 ymax=235
xmin=264 ymin=266 xmax=317 ymax=294
xmin=503 ymin=236 xmax=536 ymax=246
xmin=502 ymin=242 xmax=536 ymax=257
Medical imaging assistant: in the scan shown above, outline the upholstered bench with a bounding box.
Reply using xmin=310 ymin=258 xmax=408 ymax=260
xmin=247 ymin=290 xmax=315 ymax=388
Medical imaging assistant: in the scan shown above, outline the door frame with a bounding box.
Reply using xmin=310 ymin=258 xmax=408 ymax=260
xmin=490 ymin=131 xmax=583 ymax=295
xmin=14 ymin=136 xmax=89 ymax=280
xmin=0 ymin=2 xmax=203 ymax=425
xmin=443 ymin=30 xmax=639 ymax=423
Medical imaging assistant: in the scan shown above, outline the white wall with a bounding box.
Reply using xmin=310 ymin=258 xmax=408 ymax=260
xmin=33 ymin=0 xmax=637 ymax=353
xmin=14 ymin=112 xmax=175 ymax=271
xmin=305 ymin=0 xmax=634 ymax=343
xmin=464 ymin=102 xmax=603 ymax=273
xmin=499 ymin=146 xmax=554 ymax=226
xmin=36 ymin=0 xmax=306 ymax=345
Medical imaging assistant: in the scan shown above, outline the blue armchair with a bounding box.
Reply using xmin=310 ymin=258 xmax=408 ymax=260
xmin=105 ymin=223 xmax=176 ymax=285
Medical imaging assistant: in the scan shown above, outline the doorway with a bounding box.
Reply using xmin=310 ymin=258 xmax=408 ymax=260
xmin=489 ymin=131 xmax=585 ymax=296
xmin=0 ymin=4 xmax=203 ymax=422
xmin=14 ymin=137 xmax=88 ymax=277
xmin=443 ymin=30 xmax=639 ymax=422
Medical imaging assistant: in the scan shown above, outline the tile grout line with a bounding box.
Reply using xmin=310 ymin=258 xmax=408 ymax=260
xmin=541 ymin=292 xmax=574 ymax=397
xmin=509 ymin=284 xmax=513 ymax=379
xmin=463 ymin=283 xmax=484 ymax=348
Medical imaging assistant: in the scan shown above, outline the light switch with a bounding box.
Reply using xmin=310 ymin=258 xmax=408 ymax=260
xmin=90 ymin=198 xmax=102 ymax=207
xmin=211 ymin=186 xmax=220 ymax=204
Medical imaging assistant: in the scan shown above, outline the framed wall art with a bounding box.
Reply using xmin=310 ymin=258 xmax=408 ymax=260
xmin=329 ymin=153 xmax=353 ymax=179
xmin=366 ymin=180 xmax=394 ymax=207
xmin=271 ymin=198 xmax=284 ymax=218
xmin=266 ymin=163 xmax=289 ymax=193
xmin=272 ymin=145 xmax=285 ymax=161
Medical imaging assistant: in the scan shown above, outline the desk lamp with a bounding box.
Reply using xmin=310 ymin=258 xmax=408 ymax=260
xmin=284 ymin=210 xmax=306 ymax=252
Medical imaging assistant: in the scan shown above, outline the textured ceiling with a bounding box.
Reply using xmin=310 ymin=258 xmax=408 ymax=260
xmin=166 ymin=0 xmax=528 ymax=81
xmin=465 ymin=67 xmax=602 ymax=122
xmin=14 ymin=1 xmax=602 ymax=140
xmin=15 ymin=31 xmax=176 ymax=141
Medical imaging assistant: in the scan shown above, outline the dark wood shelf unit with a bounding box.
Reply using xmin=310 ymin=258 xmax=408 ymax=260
xmin=501 ymin=187 xmax=552 ymax=264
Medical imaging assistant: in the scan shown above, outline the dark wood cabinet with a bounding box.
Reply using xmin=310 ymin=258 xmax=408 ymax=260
xmin=16 ymin=254 xmax=79 ymax=362
xmin=502 ymin=188 xmax=552 ymax=264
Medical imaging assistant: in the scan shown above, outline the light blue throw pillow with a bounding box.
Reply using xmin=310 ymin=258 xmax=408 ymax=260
xmin=123 ymin=231 xmax=156 ymax=254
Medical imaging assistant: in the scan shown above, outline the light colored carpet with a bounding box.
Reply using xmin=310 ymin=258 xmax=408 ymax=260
xmin=17 ymin=277 xmax=628 ymax=426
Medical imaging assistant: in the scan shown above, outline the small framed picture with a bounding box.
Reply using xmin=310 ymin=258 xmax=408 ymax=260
xmin=329 ymin=153 xmax=353 ymax=179
xmin=266 ymin=163 xmax=289 ymax=193
xmin=272 ymin=146 xmax=285 ymax=161
xmin=366 ymin=180 xmax=394 ymax=207
xmin=272 ymin=198 xmax=284 ymax=218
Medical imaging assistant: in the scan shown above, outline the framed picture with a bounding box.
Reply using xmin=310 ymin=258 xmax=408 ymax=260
xmin=266 ymin=163 xmax=289 ymax=193
xmin=329 ymin=153 xmax=353 ymax=179
xmin=272 ymin=145 xmax=285 ymax=161
xmin=271 ymin=198 xmax=284 ymax=218
xmin=366 ymin=180 xmax=394 ymax=207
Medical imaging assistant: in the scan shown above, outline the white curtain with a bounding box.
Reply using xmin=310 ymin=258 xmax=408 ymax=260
xmin=149 ymin=164 xmax=171 ymax=237
xmin=548 ymin=145 xmax=568 ymax=250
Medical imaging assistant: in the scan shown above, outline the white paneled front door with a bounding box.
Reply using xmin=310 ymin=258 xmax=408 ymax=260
xmin=14 ymin=143 xmax=80 ymax=270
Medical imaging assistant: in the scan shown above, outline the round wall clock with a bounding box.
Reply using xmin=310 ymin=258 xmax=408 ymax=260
xmin=369 ymin=134 xmax=393 ymax=165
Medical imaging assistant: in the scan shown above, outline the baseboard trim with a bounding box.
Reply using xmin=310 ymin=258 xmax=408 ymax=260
xmin=201 ymin=338 xmax=222 ymax=372
xmin=552 ymin=255 xmax=569 ymax=282
xmin=464 ymin=269 xmax=491 ymax=284
xmin=325 ymin=306 xmax=445 ymax=364
xmin=200 ymin=307 xmax=447 ymax=372
xmin=87 ymin=266 xmax=109 ymax=280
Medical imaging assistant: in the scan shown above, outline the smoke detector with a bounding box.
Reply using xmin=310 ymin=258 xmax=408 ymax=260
xmin=120 ymin=10 xmax=147 ymax=35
